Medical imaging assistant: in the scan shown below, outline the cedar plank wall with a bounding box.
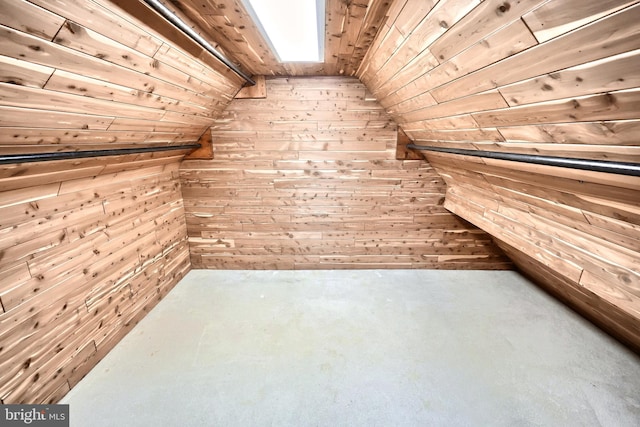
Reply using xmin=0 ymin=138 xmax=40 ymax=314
xmin=180 ymin=77 xmax=511 ymax=269
xmin=0 ymin=0 xmax=243 ymax=403
xmin=167 ymin=0 xmax=392 ymax=76
xmin=0 ymin=160 xmax=190 ymax=404
xmin=358 ymin=0 xmax=640 ymax=351
xmin=0 ymin=0 xmax=244 ymax=152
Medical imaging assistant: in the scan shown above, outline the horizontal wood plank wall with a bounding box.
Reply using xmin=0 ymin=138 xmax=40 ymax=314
xmin=427 ymin=154 xmax=640 ymax=352
xmin=0 ymin=158 xmax=190 ymax=403
xmin=0 ymin=0 xmax=243 ymax=153
xmin=357 ymin=0 xmax=640 ymax=351
xmin=180 ymin=77 xmax=511 ymax=270
xmin=358 ymin=0 xmax=640 ymax=162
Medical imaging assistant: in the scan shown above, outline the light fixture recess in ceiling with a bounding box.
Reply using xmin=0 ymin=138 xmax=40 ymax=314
xmin=242 ymin=0 xmax=325 ymax=63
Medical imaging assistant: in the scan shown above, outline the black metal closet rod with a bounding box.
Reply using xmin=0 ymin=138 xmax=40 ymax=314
xmin=406 ymin=144 xmax=640 ymax=177
xmin=0 ymin=144 xmax=201 ymax=165
xmin=142 ymin=0 xmax=256 ymax=86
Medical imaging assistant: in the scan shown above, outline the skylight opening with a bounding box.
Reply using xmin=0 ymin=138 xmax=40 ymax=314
xmin=243 ymin=0 xmax=325 ymax=63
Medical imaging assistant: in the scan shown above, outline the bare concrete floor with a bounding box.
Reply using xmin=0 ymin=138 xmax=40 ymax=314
xmin=62 ymin=270 xmax=640 ymax=426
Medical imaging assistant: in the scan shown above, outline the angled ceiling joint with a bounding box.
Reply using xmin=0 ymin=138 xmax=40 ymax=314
xmin=142 ymin=0 xmax=256 ymax=85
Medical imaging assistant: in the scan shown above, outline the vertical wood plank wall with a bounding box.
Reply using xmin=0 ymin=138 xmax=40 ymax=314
xmin=0 ymin=0 xmax=243 ymax=153
xmin=180 ymin=77 xmax=511 ymax=269
xmin=0 ymin=158 xmax=190 ymax=404
xmin=358 ymin=0 xmax=640 ymax=350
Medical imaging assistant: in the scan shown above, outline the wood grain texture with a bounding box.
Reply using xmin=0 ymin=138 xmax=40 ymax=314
xmin=359 ymin=1 xmax=640 ymax=164
xmin=0 ymin=158 xmax=190 ymax=404
xmin=184 ymin=128 xmax=214 ymax=160
xmin=0 ymin=0 xmax=636 ymax=406
xmin=522 ymin=0 xmax=639 ymax=43
xmin=359 ymin=0 xmax=640 ymax=351
xmin=0 ymin=0 xmax=243 ymax=154
xmin=235 ymin=75 xmax=266 ymax=99
xmin=181 ymin=77 xmax=511 ymax=270
xmin=166 ymin=0 xmax=393 ymax=77
xmin=420 ymin=151 xmax=640 ymax=352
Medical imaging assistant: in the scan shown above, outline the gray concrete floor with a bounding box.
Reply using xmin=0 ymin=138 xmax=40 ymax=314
xmin=62 ymin=270 xmax=640 ymax=426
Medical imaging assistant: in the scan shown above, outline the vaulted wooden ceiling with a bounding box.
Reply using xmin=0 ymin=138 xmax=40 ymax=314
xmin=165 ymin=0 xmax=393 ymax=76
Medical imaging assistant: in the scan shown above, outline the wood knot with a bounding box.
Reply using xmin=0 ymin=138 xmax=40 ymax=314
xmin=604 ymin=93 xmax=616 ymax=105
xmin=497 ymin=2 xmax=511 ymax=14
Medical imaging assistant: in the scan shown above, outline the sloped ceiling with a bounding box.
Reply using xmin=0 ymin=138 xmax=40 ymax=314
xmin=352 ymin=0 xmax=640 ymax=351
xmin=0 ymin=4 xmax=638 ymax=403
xmin=0 ymin=0 xmax=394 ymax=158
xmin=164 ymin=0 xmax=393 ymax=76
xmin=0 ymin=0 xmax=246 ymax=155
